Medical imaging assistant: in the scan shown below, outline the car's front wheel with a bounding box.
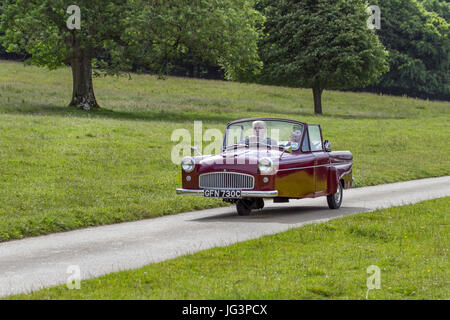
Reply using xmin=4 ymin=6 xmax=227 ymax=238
xmin=327 ymin=181 xmax=343 ymax=209
xmin=236 ymin=199 xmax=253 ymax=216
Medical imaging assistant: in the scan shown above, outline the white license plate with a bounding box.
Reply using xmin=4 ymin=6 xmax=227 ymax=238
xmin=204 ymin=189 xmax=242 ymax=199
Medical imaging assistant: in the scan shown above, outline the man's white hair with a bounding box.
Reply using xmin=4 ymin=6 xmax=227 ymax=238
xmin=252 ymin=120 xmax=266 ymax=129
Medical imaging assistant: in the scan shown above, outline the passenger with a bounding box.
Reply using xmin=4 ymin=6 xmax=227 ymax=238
xmin=288 ymin=129 xmax=302 ymax=151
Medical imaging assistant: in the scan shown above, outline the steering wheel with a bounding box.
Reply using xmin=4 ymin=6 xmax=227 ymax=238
xmin=247 ymin=137 xmax=278 ymax=148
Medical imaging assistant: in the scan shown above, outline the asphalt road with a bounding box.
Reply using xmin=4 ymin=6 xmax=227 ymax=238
xmin=0 ymin=176 xmax=449 ymax=297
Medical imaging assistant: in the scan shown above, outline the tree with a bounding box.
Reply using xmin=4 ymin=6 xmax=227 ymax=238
xmin=0 ymin=0 xmax=264 ymax=110
xmin=421 ymin=0 xmax=450 ymax=22
xmin=367 ymin=0 xmax=450 ymax=100
xmin=257 ymin=0 xmax=389 ymax=114
xmin=0 ymin=6 xmax=5 ymax=59
xmin=133 ymin=0 xmax=264 ymax=82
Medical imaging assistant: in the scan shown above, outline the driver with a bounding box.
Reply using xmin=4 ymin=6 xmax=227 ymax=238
xmin=245 ymin=121 xmax=278 ymax=146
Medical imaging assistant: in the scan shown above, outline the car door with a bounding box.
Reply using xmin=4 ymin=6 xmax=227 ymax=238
xmin=308 ymin=125 xmax=330 ymax=195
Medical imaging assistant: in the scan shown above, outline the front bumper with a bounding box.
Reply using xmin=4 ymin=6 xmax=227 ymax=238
xmin=176 ymin=189 xmax=278 ymax=198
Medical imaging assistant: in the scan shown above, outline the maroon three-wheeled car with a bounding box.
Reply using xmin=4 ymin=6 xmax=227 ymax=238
xmin=177 ymin=118 xmax=353 ymax=215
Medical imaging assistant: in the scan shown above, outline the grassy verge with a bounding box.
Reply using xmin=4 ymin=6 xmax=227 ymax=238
xmin=10 ymin=197 xmax=449 ymax=300
xmin=0 ymin=60 xmax=449 ymax=242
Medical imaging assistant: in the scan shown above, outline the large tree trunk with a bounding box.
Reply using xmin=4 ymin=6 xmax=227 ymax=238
xmin=69 ymin=36 xmax=99 ymax=110
xmin=312 ymin=85 xmax=323 ymax=115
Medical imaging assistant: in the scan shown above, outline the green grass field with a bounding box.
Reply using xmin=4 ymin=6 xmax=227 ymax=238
xmin=0 ymin=60 xmax=449 ymax=242
xmin=10 ymin=198 xmax=449 ymax=300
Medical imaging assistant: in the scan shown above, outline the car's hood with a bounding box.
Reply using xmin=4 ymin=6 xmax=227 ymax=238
xmin=197 ymin=148 xmax=283 ymax=175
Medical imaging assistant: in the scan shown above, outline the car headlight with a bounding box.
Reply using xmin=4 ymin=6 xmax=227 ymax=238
xmin=258 ymin=157 xmax=275 ymax=175
xmin=181 ymin=157 xmax=195 ymax=173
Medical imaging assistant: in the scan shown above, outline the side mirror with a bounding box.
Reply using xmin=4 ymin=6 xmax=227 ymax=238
xmin=324 ymin=140 xmax=332 ymax=152
xmin=280 ymin=143 xmax=293 ymax=159
xmin=191 ymin=146 xmax=202 ymax=156
xmin=283 ymin=144 xmax=293 ymax=153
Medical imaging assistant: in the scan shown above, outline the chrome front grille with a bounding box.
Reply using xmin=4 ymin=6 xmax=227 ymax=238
xmin=199 ymin=172 xmax=254 ymax=190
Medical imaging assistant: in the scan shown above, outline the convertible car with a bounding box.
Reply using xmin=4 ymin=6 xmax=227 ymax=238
xmin=176 ymin=118 xmax=353 ymax=215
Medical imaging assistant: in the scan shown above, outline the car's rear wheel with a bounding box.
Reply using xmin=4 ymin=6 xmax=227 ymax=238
xmin=327 ymin=181 xmax=343 ymax=209
xmin=236 ymin=199 xmax=253 ymax=216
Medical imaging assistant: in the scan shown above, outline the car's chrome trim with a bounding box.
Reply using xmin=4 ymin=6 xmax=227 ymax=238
xmin=278 ymin=162 xmax=352 ymax=172
xmin=176 ymin=189 xmax=278 ymax=198
xmin=199 ymin=172 xmax=255 ymax=190
xmin=277 ymin=164 xmax=330 ymax=171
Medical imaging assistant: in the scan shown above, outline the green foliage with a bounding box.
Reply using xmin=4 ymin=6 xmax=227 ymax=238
xmin=131 ymin=0 xmax=265 ymax=81
xmin=421 ymin=0 xmax=450 ymax=22
xmin=258 ymin=0 xmax=389 ymax=90
xmin=368 ymin=0 xmax=450 ymax=100
xmin=0 ymin=0 xmax=263 ymax=81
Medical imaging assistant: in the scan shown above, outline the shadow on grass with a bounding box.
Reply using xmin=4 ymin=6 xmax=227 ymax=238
xmin=286 ymin=109 xmax=409 ymax=120
xmin=0 ymin=103 xmax=236 ymax=123
xmin=0 ymin=102 xmax=411 ymax=123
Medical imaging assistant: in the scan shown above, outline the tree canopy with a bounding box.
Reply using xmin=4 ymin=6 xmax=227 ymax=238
xmin=421 ymin=0 xmax=450 ymax=22
xmin=367 ymin=0 xmax=450 ymax=100
xmin=257 ymin=0 xmax=389 ymax=114
xmin=0 ymin=0 xmax=264 ymax=109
